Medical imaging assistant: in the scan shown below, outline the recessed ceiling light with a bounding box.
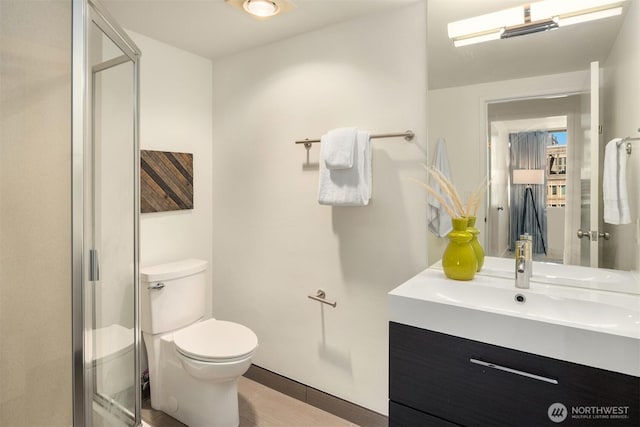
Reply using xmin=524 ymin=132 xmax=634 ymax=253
xmin=243 ymin=0 xmax=279 ymax=18
xmin=226 ymin=0 xmax=297 ymax=20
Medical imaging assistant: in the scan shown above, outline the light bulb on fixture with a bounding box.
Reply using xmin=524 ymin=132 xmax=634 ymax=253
xmin=243 ymin=0 xmax=279 ymax=17
xmin=553 ymin=7 xmax=623 ymax=27
xmin=530 ymin=0 xmax=624 ymax=22
xmin=453 ymin=29 xmax=505 ymax=47
xmin=226 ymin=0 xmax=296 ymax=20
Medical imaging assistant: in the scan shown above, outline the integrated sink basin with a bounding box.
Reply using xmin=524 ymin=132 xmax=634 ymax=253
xmin=479 ymin=256 xmax=640 ymax=295
xmin=389 ymin=256 xmax=640 ymax=377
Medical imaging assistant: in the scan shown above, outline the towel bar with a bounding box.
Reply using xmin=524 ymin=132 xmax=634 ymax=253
xmin=308 ymin=289 xmax=337 ymax=308
xmin=295 ymin=130 xmax=414 ymax=149
xmin=619 ymin=136 xmax=640 ymax=155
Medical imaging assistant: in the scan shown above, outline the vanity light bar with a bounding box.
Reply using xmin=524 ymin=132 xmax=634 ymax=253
xmin=501 ymin=20 xmax=558 ymax=39
xmin=448 ymin=0 xmax=626 ymax=47
xmin=447 ymin=6 xmax=524 ymax=40
xmin=529 ymin=0 xmax=625 ymax=22
xmin=453 ymin=30 xmax=504 ymax=47
xmin=554 ymin=7 xmax=623 ymax=27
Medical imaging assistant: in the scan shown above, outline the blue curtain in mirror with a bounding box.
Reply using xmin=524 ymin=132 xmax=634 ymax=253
xmin=509 ymin=131 xmax=548 ymax=254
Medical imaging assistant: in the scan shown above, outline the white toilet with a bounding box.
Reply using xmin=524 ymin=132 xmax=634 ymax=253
xmin=93 ymin=323 xmax=134 ymax=400
xmin=140 ymin=259 xmax=258 ymax=427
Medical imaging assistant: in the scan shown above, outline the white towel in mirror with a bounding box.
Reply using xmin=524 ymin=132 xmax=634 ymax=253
xmin=603 ymin=138 xmax=630 ymax=225
xmin=427 ymin=138 xmax=453 ymax=237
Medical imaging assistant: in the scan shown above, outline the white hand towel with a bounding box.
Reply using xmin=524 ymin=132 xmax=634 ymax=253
xmin=603 ymin=138 xmax=631 ymax=225
xmin=427 ymin=138 xmax=453 ymax=237
xmin=321 ymin=127 xmax=357 ymax=170
xmin=318 ymin=130 xmax=371 ymax=206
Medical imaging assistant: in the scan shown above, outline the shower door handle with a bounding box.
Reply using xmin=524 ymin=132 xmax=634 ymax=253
xmin=89 ymin=249 xmax=100 ymax=282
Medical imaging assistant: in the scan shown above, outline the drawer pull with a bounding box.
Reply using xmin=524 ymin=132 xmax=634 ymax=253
xmin=470 ymin=358 xmax=559 ymax=385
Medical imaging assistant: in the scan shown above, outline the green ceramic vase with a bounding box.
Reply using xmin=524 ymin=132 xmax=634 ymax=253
xmin=442 ymin=217 xmax=477 ymax=281
xmin=466 ymin=216 xmax=485 ymax=272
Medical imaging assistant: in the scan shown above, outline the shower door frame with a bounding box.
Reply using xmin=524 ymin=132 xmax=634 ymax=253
xmin=72 ymin=0 xmax=141 ymax=425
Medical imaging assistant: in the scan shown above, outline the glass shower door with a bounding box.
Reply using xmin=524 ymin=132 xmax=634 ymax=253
xmin=84 ymin=4 xmax=140 ymax=426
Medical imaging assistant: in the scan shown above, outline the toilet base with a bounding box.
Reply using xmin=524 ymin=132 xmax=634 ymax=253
xmin=145 ymin=332 xmax=251 ymax=427
xmin=168 ymin=376 xmax=240 ymax=427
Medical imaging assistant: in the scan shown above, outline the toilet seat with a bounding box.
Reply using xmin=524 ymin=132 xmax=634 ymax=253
xmin=174 ymin=319 xmax=258 ymax=363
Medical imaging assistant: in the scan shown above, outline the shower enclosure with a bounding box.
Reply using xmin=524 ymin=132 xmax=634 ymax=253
xmin=72 ymin=0 xmax=141 ymax=425
xmin=1 ymin=0 xmax=140 ymax=424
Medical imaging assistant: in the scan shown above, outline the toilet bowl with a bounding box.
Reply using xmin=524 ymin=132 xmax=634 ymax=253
xmin=175 ymin=319 xmax=257 ymax=381
xmin=140 ymin=259 xmax=258 ymax=427
xmin=93 ymin=324 xmax=134 ymax=400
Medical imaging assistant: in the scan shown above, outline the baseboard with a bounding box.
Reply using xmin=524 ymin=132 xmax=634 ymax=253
xmin=244 ymin=364 xmax=388 ymax=427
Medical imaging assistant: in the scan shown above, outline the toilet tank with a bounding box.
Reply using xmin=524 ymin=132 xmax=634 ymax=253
xmin=140 ymin=259 xmax=207 ymax=334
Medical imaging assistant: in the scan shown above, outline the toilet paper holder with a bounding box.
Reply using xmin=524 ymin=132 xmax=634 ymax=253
xmin=307 ymin=289 xmax=337 ymax=308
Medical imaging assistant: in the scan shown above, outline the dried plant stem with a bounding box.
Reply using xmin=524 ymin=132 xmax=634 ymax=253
xmin=408 ymin=177 xmax=459 ymax=219
xmin=465 ymin=190 xmax=476 ymax=218
xmin=410 ymin=166 xmax=490 ymax=221
xmin=427 ymin=168 xmax=465 ymax=217
xmin=466 ymin=177 xmax=488 ymax=217
xmin=472 ymin=179 xmax=489 ymax=216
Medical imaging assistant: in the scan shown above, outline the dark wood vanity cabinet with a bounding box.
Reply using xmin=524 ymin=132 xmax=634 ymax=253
xmin=389 ymin=322 xmax=640 ymax=427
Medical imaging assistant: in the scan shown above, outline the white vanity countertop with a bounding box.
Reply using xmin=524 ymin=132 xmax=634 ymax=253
xmin=473 ymin=256 xmax=640 ymax=295
xmin=389 ymin=258 xmax=640 ymax=377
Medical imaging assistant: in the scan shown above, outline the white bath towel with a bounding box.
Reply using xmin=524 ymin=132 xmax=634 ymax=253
xmin=427 ymin=138 xmax=453 ymax=237
xmin=321 ymin=127 xmax=357 ymax=170
xmin=603 ymin=138 xmax=631 ymax=225
xmin=318 ymin=130 xmax=371 ymax=206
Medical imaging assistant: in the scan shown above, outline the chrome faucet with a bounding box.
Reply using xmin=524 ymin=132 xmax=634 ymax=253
xmin=515 ymin=240 xmax=530 ymax=289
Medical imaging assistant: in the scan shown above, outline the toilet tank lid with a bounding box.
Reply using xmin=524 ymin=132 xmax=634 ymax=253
xmin=140 ymin=259 xmax=207 ymax=282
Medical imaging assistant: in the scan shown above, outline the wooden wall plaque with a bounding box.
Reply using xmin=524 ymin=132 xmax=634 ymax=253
xmin=141 ymin=150 xmax=193 ymax=213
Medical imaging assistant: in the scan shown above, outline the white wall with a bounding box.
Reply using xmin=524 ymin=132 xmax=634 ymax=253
xmin=547 ymin=207 xmax=566 ymax=260
xmin=602 ymin=0 xmax=640 ymax=272
xmin=488 ymin=122 xmax=511 ymax=257
xmin=428 ymin=70 xmax=590 ymax=265
xmin=131 ymin=31 xmax=214 ymax=315
xmin=211 ymin=3 xmax=428 ymax=414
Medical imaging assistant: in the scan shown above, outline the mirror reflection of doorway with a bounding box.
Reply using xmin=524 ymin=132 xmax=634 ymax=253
xmin=508 ymin=130 xmax=550 ymax=257
xmin=487 ymin=94 xmax=589 ymax=265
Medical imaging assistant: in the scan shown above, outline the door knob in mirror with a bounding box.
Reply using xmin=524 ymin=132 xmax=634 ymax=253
xmin=577 ymin=229 xmax=590 ymax=239
xmin=577 ymin=229 xmax=611 ymax=241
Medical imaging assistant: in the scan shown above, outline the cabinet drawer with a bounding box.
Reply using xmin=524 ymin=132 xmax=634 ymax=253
xmin=389 ymin=322 xmax=640 ymax=426
xmin=390 ymin=401 xmax=460 ymax=427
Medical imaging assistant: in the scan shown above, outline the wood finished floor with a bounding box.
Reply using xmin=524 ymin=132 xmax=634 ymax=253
xmin=142 ymin=377 xmax=359 ymax=427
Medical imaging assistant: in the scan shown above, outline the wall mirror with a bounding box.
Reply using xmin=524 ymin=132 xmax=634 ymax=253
xmin=427 ymin=0 xmax=638 ymax=272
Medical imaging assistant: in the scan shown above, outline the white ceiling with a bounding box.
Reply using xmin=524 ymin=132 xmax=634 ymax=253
xmin=101 ymin=0 xmax=630 ymax=89
xmin=101 ymin=0 xmax=419 ymax=60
